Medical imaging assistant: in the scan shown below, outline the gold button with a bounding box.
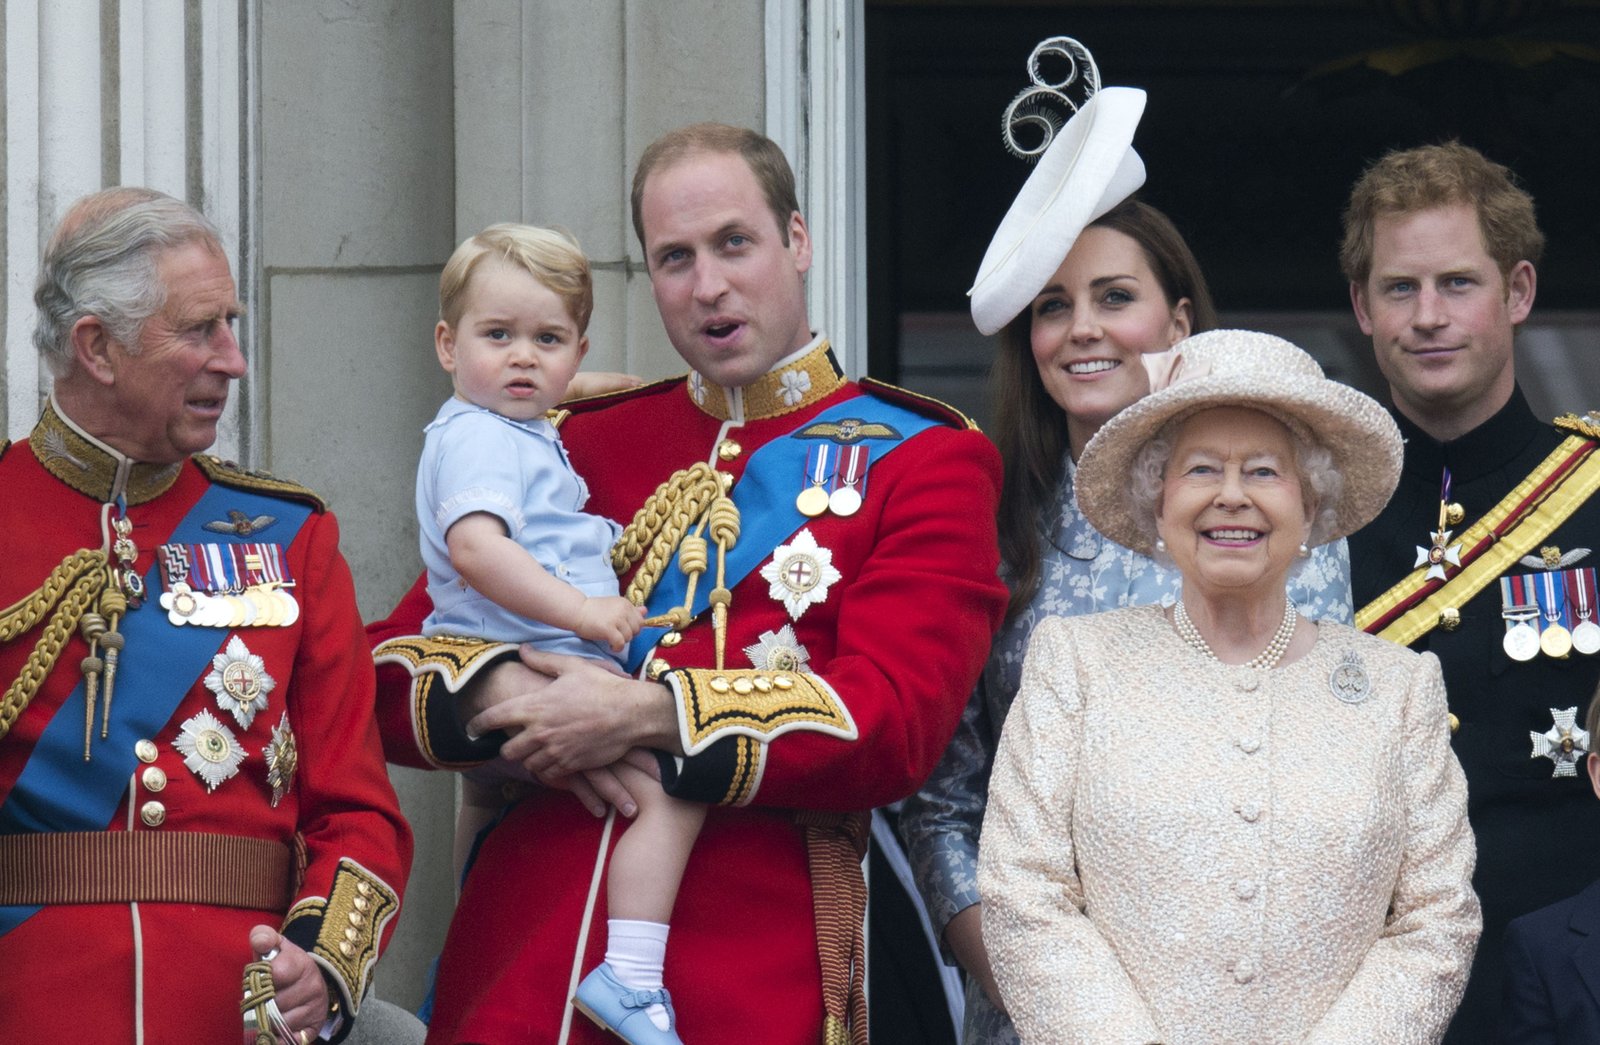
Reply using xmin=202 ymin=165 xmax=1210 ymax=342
xmin=348 ymin=911 xmax=364 ymax=927
xmin=344 ymin=927 xmax=360 ymax=942
xmin=659 ymin=631 xmax=683 ymax=648
xmin=718 ymin=439 xmax=743 ymax=461
xmin=773 ymin=675 xmax=794 ymax=690
xmin=356 ymin=881 xmax=372 ymax=896
xmin=709 ymin=676 xmax=731 ymax=693
xmin=1448 ymin=713 xmax=1461 ymax=734
xmin=1445 ymin=502 xmax=1465 ymax=526
xmin=753 ymin=676 xmax=773 ymax=693
xmin=135 ymin=739 xmax=159 ymax=764
xmin=141 ymin=766 xmax=167 ymax=792
xmin=354 ymin=896 xmax=370 ymax=913
xmin=646 ymin=658 xmax=671 ymax=681
xmin=140 ymin=801 xmax=166 ymax=828
xmin=732 ymin=677 xmax=754 ymax=695
xmin=339 ymin=941 xmax=355 ymax=957
xmin=1438 ymin=607 xmax=1461 ymax=631
xmin=719 ymin=471 xmax=735 ymax=492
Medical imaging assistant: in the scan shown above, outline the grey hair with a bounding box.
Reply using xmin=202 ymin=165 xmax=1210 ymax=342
xmin=33 ymin=188 xmax=223 ymax=377
xmin=1127 ymin=408 xmax=1345 ymax=552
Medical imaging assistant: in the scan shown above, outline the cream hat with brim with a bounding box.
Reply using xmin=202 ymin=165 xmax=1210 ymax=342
xmin=968 ymin=86 xmax=1148 ymax=336
xmin=1075 ymin=329 xmax=1403 ymax=556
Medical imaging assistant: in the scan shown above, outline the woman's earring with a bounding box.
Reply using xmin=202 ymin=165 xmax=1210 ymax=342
xmin=1155 ymin=537 xmax=1168 ymax=554
xmin=1297 ymin=541 xmax=1310 ymax=558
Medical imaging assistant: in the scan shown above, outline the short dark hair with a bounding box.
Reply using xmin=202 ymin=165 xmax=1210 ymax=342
xmin=630 ymin=123 xmax=800 ymax=251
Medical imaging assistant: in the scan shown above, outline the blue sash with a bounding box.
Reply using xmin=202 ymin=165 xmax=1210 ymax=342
xmin=624 ymin=395 xmax=939 ymax=671
xmin=0 ymin=482 xmax=312 ymax=934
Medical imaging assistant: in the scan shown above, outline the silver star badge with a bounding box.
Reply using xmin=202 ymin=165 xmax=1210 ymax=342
xmin=204 ymin=636 xmax=276 ymax=729
xmin=1531 ymin=707 xmax=1591 ymax=778
xmin=174 ymin=709 xmax=247 ymax=792
xmin=759 ymin=529 xmax=843 ymax=620
xmin=263 ymin=712 xmax=298 ymax=808
xmin=744 ymin=625 xmax=813 ymax=672
xmin=1414 ymin=529 xmax=1463 ymax=582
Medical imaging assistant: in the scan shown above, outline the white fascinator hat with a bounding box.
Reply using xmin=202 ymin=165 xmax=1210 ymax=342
xmin=968 ymin=37 xmax=1148 ymax=337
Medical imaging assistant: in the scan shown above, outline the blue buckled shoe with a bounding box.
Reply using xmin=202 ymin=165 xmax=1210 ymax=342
xmin=572 ymin=964 xmax=684 ymax=1045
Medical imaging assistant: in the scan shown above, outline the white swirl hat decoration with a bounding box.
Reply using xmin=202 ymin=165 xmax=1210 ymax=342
xmin=968 ymin=36 xmax=1147 ymax=336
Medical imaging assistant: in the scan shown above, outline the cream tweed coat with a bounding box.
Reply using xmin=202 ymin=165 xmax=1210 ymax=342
xmin=979 ymin=606 xmax=1479 ymax=1044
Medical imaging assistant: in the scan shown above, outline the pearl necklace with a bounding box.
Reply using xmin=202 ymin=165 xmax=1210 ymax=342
xmin=1173 ymin=595 xmax=1298 ymax=670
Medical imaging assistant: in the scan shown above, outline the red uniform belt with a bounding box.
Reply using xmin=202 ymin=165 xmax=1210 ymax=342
xmin=0 ymin=831 xmax=293 ymax=909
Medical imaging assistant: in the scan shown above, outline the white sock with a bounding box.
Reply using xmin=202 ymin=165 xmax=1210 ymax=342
xmin=605 ymin=919 xmax=672 ymax=1031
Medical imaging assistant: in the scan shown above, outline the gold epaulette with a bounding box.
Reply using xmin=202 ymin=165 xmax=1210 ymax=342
xmin=194 ymin=455 xmax=326 ymax=512
xmin=1555 ymin=411 xmax=1600 ymax=440
xmin=859 ymin=377 xmax=980 ymax=432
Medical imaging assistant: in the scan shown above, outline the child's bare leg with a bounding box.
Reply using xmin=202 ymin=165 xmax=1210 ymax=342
xmin=607 ymin=759 xmax=706 ymax=922
xmin=453 ymin=773 xmax=505 ymax=888
xmin=587 ymin=756 xmax=705 ymax=1036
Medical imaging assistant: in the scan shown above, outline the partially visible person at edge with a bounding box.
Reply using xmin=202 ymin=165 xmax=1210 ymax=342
xmin=0 ymin=188 xmax=411 ymax=1045
xmin=981 ymin=328 xmax=1480 ymax=1043
xmin=367 ymin=122 xmax=1008 ymax=1044
xmin=898 ymin=72 xmax=1352 ymax=1045
xmin=1342 ymin=141 xmax=1600 ymax=1043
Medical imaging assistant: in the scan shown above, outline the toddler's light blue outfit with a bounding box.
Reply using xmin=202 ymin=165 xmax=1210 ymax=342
xmin=417 ymin=397 xmax=624 ymax=666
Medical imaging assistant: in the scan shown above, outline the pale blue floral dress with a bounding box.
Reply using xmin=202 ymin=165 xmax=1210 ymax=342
xmin=900 ymin=456 xmax=1353 ymax=1045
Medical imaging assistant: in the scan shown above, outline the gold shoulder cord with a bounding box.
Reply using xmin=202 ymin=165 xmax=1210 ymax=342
xmin=0 ymin=549 xmax=114 ymax=750
xmin=611 ymin=461 xmax=741 ymax=669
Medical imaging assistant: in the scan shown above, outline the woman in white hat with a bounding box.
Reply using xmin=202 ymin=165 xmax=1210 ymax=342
xmin=901 ymin=45 xmax=1352 ymax=1045
xmin=978 ymin=330 xmax=1480 ymax=1043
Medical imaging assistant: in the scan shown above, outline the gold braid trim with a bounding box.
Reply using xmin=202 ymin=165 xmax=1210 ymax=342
xmin=0 ymin=549 xmax=111 ymax=742
xmin=612 ymin=462 xmax=727 ymax=611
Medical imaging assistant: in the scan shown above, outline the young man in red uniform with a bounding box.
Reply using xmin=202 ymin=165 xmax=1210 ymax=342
xmin=372 ymin=124 xmax=1008 ymax=1043
xmin=0 ymin=188 xmax=412 ymax=1044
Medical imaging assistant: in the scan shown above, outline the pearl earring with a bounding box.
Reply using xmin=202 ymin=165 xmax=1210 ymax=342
xmin=1155 ymin=537 xmax=1168 ymax=554
xmin=1297 ymin=541 xmax=1310 ymax=558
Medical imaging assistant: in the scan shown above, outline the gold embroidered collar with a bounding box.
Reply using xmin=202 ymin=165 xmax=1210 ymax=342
xmin=688 ymin=339 xmax=846 ymax=422
xmin=29 ymin=398 xmax=182 ymax=505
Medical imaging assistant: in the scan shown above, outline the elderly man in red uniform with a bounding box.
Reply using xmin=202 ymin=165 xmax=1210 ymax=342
xmin=0 ymin=188 xmax=412 ymax=1044
xmin=371 ymin=123 xmax=1007 ymax=1043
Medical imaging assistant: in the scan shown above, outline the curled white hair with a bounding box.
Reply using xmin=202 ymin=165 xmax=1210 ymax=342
xmin=1127 ymin=409 xmax=1345 ymax=555
xmin=33 ymin=189 xmax=222 ymax=377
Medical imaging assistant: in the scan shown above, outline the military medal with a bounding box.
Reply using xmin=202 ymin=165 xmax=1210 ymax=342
xmin=1500 ymin=576 xmax=1541 ymax=662
xmin=759 ymin=529 xmax=843 ymax=620
xmin=263 ymin=712 xmax=298 ymax=807
xmin=744 ymin=625 xmax=813 ymax=673
xmin=1530 ymin=706 xmax=1591 ymax=777
xmin=1413 ymin=468 xmax=1463 ymax=581
xmin=1568 ymin=568 xmax=1600 ymax=655
xmin=796 ymin=445 xmax=833 ymax=517
xmin=174 ymin=709 xmax=247 ymax=791
xmin=829 ymin=446 xmax=869 ymax=517
xmin=204 ymin=636 xmax=276 ymax=729
xmin=1537 ymin=571 xmax=1573 ymax=659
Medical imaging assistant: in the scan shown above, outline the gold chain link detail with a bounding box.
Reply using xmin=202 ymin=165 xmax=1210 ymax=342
xmin=0 ymin=551 xmax=111 ymax=742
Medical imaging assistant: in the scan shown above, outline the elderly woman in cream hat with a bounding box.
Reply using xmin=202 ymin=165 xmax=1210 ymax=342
xmin=901 ymin=40 xmax=1352 ymax=1045
xmin=977 ymin=329 xmax=1480 ymax=1043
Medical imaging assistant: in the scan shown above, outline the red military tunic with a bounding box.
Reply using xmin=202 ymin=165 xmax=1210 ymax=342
xmin=371 ymin=341 xmax=1006 ymax=1044
xmin=0 ymin=402 xmax=411 ymax=1044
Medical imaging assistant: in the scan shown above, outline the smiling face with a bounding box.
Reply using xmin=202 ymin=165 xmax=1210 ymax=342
xmin=1350 ymin=203 xmax=1534 ymax=442
xmin=1029 ymin=226 xmax=1192 ymax=458
xmin=93 ymin=240 xmax=246 ymax=463
xmin=1156 ymin=406 xmax=1313 ymax=608
xmin=639 ymin=149 xmax=813 ymax=388
xmin=435 ymin=258 xmax=588 ymax=422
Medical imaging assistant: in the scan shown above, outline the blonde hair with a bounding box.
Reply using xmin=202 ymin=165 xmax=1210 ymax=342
xmin=438 ymin=223 xmax=593 ymax=332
